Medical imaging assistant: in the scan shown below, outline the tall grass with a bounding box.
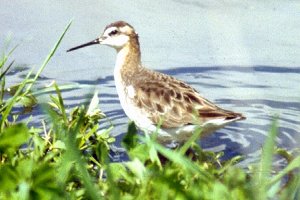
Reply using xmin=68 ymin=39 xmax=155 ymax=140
xmin=0 ymin=22 xmax=299 ymax=200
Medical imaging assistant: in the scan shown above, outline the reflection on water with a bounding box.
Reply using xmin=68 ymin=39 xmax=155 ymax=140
xmin=8 ymin=65 xmax=300 ymax=166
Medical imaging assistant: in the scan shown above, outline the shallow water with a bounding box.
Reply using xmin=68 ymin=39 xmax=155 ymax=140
xmin=5 ymin=64 xmax=300 ymax=166
xmin=1 ymin=0 xmax=300 ymax=165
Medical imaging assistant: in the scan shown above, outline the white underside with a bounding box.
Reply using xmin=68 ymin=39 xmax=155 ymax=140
xmin=140 ymin=117 xmax=238 ymax=145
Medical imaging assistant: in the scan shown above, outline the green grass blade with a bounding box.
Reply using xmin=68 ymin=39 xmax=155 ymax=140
xmin=179 ymin=126 xmax=202 ymax=155
xmin=141 ymin=136 xmax=213 ymax=182
xmin=53 ymin=83 xmax=68 ymax=124
xmin=31 ymin=83 xmax=83 ymax=96
xmin=260 ymin=119 xmax=278 ymax=178
xmin=0 ymin=21 xmax=72 ymax=131
xmin=0 ymin=61 xmax=14 ymax=80
xmin=267 ymin=156 xmax=300 ymax=187
xmin=0 ymin=71 xmax=32 ymax=130
xmin=255 ymin=118 xmax=278 ymax=200
xmin=24 ymin=20 xmax=73 ymax=94
xmin=0 ymin=44 xmax=18 ymax=69
xmin=65 ymin=115 xmax=102 ymax=200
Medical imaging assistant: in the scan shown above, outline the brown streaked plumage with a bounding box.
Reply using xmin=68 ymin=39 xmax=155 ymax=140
xmin=67 ymin=21 xmax=245 ymax=145
xmin=131 ymin=68 xmax=245 ymax=128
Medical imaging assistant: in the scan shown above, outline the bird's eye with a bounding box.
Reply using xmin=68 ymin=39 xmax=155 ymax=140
xmin=109 ymin=30 xmax=118 ymax=36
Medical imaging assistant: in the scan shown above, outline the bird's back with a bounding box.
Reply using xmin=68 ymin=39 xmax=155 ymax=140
xmin=130 ymin=67 xmax=245 ymax=129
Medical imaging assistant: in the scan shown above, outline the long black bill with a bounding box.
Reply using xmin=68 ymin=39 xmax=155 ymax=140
xmin=67 ymin=38 xmax=100 ymax=52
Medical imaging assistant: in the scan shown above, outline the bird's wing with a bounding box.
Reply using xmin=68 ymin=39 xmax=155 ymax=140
xmin=132 ymin=70 xmax=244 ymax=128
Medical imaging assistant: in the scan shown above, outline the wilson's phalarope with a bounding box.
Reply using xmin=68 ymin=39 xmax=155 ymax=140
xmin=67 ymin=21 xmax=245 ymax=145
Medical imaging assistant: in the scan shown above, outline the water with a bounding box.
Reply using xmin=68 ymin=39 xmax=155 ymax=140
xmin=1 ymin=0 xmax=300 ymax=166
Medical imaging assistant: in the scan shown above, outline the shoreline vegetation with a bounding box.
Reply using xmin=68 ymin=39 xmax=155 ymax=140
xmin=0 ymin=22 xmax=299 ymax=200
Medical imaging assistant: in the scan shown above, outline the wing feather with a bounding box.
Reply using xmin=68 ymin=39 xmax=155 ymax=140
xmin=132 ymin=69 xmax=244 ymax=128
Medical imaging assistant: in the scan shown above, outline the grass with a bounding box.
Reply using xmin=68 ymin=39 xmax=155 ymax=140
xmin=0 ymin=22 xmax=300 ymax=200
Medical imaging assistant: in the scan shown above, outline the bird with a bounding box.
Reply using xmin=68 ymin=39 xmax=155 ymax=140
xmin=67 ymin=21 xmax=245 ymax=146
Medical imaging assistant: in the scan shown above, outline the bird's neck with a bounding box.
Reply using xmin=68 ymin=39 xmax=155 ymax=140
xmin=114 ymin=37 xmax=142 ymax=85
